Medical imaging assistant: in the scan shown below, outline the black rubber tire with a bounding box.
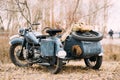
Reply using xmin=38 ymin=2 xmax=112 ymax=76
xmin=71 ymin=30 xmax=103 ymax=41
xmin=84 ymin=56 xmax=102 ymax=69
xmin=10 ymin=43 xmax=32 ymax=67
xmin=47 ymin=58 xmax=63 ymax=74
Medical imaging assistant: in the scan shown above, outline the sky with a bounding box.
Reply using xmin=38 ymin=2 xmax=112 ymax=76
xmin=107 ymin=0 xmax=120 ymax=32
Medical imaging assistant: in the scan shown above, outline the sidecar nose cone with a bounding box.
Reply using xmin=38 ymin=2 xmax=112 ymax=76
xmin=57 ymin=51 xmax=66 ymax=59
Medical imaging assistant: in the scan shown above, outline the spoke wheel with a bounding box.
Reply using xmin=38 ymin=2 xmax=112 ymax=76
xmin=84 ymin=56 xmax=102 ymax=69
xmin=47 ymin=57 xmax=63 ymax=74
xmin=10 ymin=43 xmax=32 ymax=67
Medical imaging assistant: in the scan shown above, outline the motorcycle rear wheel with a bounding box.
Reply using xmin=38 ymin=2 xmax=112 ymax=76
xmin=84 ymin=56 xmax=102 ymax=69
xmin=10 ymin=43 xmax=32 ymax=67
xmin=47 ymin=57 xmax=63 ymax=74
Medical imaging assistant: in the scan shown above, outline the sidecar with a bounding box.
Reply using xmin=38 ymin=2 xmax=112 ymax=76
xmin=64 ymin=30 xmax=103 ymax=69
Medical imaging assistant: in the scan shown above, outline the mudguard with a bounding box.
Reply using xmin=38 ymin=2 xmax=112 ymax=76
xmin=9 ymin=37 xmax=24 ymax=45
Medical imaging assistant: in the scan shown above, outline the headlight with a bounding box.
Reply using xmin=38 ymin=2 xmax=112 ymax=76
xmin=57 ymin=50 xmax=66 ymax=58
xmin=18 ymin=28 xmax=25 ymax=36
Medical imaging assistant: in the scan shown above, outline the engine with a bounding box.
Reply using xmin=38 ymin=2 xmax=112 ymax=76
xmin=23 ymin=46 xmax=41 ymax=60
xmin=33 ymin=49 xmax=41 ymax=59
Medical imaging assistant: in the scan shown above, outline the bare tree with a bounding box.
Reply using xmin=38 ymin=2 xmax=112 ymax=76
xmin=103 ymin=0 xmax=110 ymax=34
xmin=0 ymin=0 xmax=112 ymax=34
xmin=15 ymin=0 xmax=32 ymax=26
xmin=0 ymin=16 xmax=4 ymax=31
xmin=61 ymin=0 xmax=81 ymax=41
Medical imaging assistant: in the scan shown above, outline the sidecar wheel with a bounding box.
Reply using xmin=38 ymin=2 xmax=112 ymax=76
xmin=84 ymin=56 xmax=102 ymax=69
xmin=47 ymin=57 xmax=63 ymax=74
xmin=10 ymin=43 xmax=32 ymax=67
xmin=71 ymin=30 xmax=103 ymax=41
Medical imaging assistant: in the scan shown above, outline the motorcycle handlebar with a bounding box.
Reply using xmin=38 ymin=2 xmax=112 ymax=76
xmin=27 ymin=23 xmax=40 ymax=31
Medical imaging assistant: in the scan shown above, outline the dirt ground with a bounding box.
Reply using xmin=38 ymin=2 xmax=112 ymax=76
xmin=0 ymin=60 xmax=120 ymax=80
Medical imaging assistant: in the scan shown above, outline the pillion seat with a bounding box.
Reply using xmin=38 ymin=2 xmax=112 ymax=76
xmin=46 ymin=29 xmax=62 ymax=36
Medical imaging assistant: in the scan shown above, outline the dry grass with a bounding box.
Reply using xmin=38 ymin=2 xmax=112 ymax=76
xmin=0 ymin=37 xmax=10 ymax=63
xmin=103 ymin=44 xmax=120 ymax=61
xmin=101 ymin=39 xmax=120 ymax=61
xmin=0 ymin=61 xmax=120 ymax=80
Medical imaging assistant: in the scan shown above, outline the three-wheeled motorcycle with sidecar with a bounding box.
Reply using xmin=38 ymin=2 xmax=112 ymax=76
xmin=9 ymin=23 xmax=103 ymax=74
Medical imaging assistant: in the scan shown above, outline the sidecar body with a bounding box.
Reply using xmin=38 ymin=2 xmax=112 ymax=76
xmin=64 ymin=31 xmax=103 ymax=59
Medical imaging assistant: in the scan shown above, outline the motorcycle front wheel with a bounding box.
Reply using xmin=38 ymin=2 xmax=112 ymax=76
xmin=47 ymin=57 xmax=63 ymax=74
xmin=84 ymin=56 xmax=102 ymax=69
xmin=10 ymin=43 xmax=32 ymax=67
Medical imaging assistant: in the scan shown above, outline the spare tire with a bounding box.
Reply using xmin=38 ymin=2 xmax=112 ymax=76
xmin=71 ymin=30 xmax=103 ymax=41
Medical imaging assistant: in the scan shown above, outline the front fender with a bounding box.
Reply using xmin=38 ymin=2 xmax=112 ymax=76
xmin=9 ymin=37 xmax=24 ymax=45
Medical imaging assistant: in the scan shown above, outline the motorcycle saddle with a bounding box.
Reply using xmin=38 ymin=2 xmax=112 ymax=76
xmin=46 ymin=29 xmax=62 ymax=36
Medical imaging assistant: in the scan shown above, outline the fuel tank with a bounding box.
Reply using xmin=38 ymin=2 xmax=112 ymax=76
xmin=25 ymin=32 xmax=39 ymax=44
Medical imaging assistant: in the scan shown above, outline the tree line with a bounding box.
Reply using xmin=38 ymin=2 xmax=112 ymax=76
xmin=0 ymin=0 xmax=111 ymax=34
